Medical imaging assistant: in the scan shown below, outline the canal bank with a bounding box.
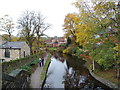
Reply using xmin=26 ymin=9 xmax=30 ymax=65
xmin=61 ymin=52 xmax=119 ymax=90
xmin=79 ymin=53 xmax=119 ymax=89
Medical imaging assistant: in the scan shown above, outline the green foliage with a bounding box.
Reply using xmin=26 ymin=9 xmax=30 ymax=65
xmin=20 ymin=65 xmax=31 ymax=71
xmin=49 ymin=47 xmax=57 ymax=51
xmin=30 ymin=59 xmax=39 ymax=65
xmin=59 ymin=44 xmax=66 ymax=47
xmin=20 ymin=59 xmax=39 ymax=71
xmin=75 ymin=48 xmax=85 ymax=56
xmin=91 ymin=43 xmax=116 ymax=69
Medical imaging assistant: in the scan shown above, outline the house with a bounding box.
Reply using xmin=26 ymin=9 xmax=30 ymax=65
xmin=57 ymin=37 xmax=67 ymax=46
xmin=0 ymin=41 xmax=30 ymax=62
xmin=0 ymin=40 xmax=6 ymax=45
xmin=46 ymin=37 xmax=67 ymax=47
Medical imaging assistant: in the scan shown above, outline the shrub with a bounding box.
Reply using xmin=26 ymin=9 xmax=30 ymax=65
xmin=63 ymin=49 xmax=69 ymax=54
xmin=21 ymin=65 xmax=31 ymax=71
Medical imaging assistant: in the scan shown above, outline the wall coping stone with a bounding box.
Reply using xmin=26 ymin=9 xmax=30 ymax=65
xmin=8 ymin=69 xmax=23 ymax=77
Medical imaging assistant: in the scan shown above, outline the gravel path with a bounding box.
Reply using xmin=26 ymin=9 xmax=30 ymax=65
xmin=30 ymin=65 xmax=42 ymax=88
xmin=29 ymin=54 xmax=48 ymax=88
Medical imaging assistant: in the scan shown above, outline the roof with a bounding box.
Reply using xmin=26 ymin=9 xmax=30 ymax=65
xmin=0 ymin=41 xmax=27 ymax=49
xmin=0 ymin=40 xmax=6 ymax=45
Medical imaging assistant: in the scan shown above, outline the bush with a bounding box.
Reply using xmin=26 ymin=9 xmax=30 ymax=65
xmin=20 ymin=65 xmax=31 ymax=71
xmin=30 ymin=59 xmax=39 ymax=65
xmin=63 ymin=45 xmax=79 ymax=54
xmin=63 ymin=49 xmax=69 ymax=54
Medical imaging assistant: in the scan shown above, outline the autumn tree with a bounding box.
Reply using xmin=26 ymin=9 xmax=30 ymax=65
xmin=63 ymin=0 xmax=120 ymax=71
xmin=63 ymin=13 xmax=79 ymax=44
xmin=0 ymin=15 xmax=15 ymax=41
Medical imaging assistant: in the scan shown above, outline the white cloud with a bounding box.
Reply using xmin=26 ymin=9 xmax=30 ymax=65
xmin=0 ymin=0 xmax=77 ymax=37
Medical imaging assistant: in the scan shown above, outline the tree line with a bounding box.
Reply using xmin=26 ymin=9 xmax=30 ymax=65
xmin=0 ymin=11 xmax=51 ymax=54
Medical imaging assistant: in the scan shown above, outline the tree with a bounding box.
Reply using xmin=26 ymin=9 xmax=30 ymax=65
xmin=74 ymin=0 xmax=119 ymax=63
xmin=18 ymin=10 xmax=50 ymax=54
xmin=18 ymin=11 xmax=36 ymax=54
xmin=0 ymin=34 xmax=19 ymax=42
xmin=63 ymin=0 xmax=120 ymax=70
xmin=63 ymin=13 xmax=79 ymax=44
xmin=35 ymin=13 xmax=51 ymax=50
xmin=0 ymin=15 xmax=15 ymax=41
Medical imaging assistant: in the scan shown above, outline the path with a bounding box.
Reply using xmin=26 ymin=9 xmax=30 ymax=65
xmin=29 ymin=53 xmax=48 ymax=88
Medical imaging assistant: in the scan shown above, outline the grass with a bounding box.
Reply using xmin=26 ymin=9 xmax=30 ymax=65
xmin=41 ymin=54 xmax=51 ymax=80
xmin=83 ymin=57 xmax=119 ymax=86
xmin=94 ymin=69 xmax=120 ymax=85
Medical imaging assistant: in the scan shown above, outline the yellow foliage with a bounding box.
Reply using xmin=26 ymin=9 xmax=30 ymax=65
xmin=113 ymin=44 xmax=120 ymax=57
xmin=63 ymin=49 xmax=69 ymax=54
xmin=113 ymin=44 xmax=120 ymax=51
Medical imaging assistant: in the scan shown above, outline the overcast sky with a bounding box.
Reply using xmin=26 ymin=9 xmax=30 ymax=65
xmin=0 ymin=0 xmax=78 ymax=37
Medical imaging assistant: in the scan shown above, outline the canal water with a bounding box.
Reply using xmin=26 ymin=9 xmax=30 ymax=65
xmin=43 ymin=52 xmax=112 ymax=90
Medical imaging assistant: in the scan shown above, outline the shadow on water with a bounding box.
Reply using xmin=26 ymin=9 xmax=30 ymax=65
xmin=43 ymin=52 xmax=112 ymax=90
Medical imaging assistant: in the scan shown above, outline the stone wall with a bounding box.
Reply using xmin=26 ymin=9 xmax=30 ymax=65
xmin=0 ymin=49 xmax=4 ymax=60
xmin=21 ymin=43 xmax=30 ymax=58
xmin=0 ymin=48 xmax=20 ymax=61
xmin=10 ymin=49 xmax=20 ymax=61
xmin=2 ymin=69 xmax=30 ymax=89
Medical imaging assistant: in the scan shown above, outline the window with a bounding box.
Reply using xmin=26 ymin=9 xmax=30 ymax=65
xmin=5 ymin=49 xmax=10 ymax=58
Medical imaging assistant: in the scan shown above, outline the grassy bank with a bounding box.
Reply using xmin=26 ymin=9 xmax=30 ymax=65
xmin=94 ymin=69 xmax=120 ymax=86
xmin=41 ymin=54 xmax=51 ymax=81
xmin=84 ymin=57 xmax=119 ymax=87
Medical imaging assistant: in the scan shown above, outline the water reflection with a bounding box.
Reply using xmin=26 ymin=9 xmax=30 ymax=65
xmin=43 ymin=53 xmax=111 ymax=90
xmin=65 ymin=67 xmax=88 ymax=89
xmin=44 ymin=54 xmax=67 ymax=88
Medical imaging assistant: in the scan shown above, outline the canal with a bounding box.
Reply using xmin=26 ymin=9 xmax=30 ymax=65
xmin=43 ymin=52 xmax=112 ymax=90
